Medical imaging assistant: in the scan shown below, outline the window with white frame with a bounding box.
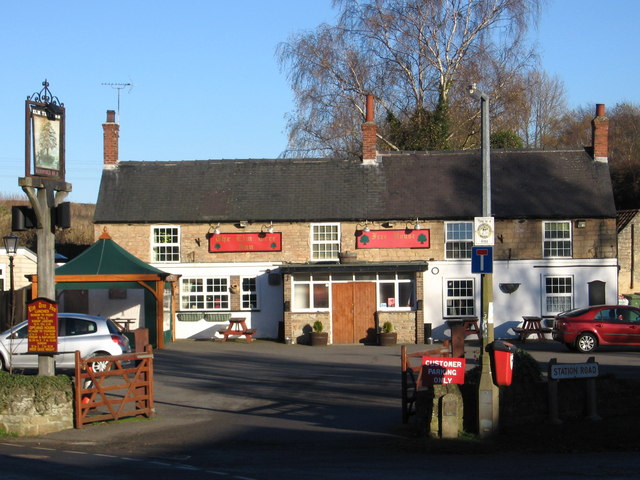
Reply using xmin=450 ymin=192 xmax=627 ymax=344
xmin=445 ymin=279 xmax=475 ymax=316
xmin=0 ymin=265 xmax=5 ymax=291
xmin=543 ymin=221 xmax=572 ymax=258
xmin=311 ymin=223 xmax=340 ymax=261
xmin=180 ymin=277 xmax=229 ymax=310
xmin=378 ymin=273 xmax=415 ymax=309
xmin=445 ymin=222 xmax=473 ymax=259
xmin=241 ymin=277 xmax=258 ymax=310
xmin=544 ymin=276 xmax=573 ymax=315
xmin=292 ymin=274 xmax=330 ymax=310
xmin=152 ymin=226 xmax=180 ymax=262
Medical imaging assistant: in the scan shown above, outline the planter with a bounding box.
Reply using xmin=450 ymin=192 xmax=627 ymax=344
xmin=310 ymin=332 xmax=329 ymax=346
xmin=339 ymin=252 xmax=357 ymax=264
xmin=378 ymin=332 xmax=397 ymax=346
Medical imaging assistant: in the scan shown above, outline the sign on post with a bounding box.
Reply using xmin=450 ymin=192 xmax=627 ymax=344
xmin=549 ymin=361 xmax=599 ymax=380
xmin=471 ymin=246 xmax=493 ymax=274
xmin=422 ymin=357 xmax=466 ymax=385
xmin=27 ymin=298 xmax=58 ymax=354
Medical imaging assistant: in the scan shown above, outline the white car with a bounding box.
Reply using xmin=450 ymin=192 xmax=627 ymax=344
xmin=0 ymin=313 xmax=131 ymax=371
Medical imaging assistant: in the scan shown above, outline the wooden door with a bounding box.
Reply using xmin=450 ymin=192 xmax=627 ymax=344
xmin=332 ymin=283 xmax=377 ymax=344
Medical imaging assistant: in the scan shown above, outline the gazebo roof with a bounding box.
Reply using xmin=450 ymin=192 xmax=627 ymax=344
xmin=56 ymin=228 xmax=168 ymax=277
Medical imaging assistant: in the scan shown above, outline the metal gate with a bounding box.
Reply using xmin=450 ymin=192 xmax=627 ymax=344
xmin=74 ymin=346 xmax=155 ymax=428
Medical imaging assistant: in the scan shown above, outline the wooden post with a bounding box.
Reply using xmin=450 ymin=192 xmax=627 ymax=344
xmin=20 ymin=177 xmax=71 ymax=376
xmin=586 ymin=357 xmax=601 ymax=421
xmin=547 ymin=358 xmax=562 ymax=424
xmin=401 ymin=345 xmax=408 ymax=423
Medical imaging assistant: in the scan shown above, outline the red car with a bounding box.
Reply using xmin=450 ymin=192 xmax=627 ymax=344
xmin=553 ymin=305 xmax=640 ymax=353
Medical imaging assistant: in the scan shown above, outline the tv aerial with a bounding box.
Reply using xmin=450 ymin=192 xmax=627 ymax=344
xmin=101 ymin=81 xmax=134 ymax=122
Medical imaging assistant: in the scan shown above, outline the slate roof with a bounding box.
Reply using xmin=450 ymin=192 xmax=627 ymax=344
xmin=617 ymin=209 xmax=639 ymax=233
xmin=94 ymin=149 xmax=616 ymax=224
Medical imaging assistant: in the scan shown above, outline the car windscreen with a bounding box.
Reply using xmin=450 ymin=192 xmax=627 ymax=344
xmin=558 ymin=306 xmax=592 ymax=317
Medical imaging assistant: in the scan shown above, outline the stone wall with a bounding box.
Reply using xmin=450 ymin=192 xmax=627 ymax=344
xmin=0 ymin=385 xmax=73 ymax=436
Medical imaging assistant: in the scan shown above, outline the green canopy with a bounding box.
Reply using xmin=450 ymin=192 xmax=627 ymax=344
xmin=55 ymin=234 xmax=169 ymax=289
xmin=39 ymin=230 xmax=174 ymax=348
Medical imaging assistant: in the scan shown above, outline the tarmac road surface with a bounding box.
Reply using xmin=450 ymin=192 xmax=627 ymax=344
xmin=2 ymin=339 xmax=640 ymax=479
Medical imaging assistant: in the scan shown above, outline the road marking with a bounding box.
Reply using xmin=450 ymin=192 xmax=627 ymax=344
xmin=0 ymin=443 xmax=253 ymax=478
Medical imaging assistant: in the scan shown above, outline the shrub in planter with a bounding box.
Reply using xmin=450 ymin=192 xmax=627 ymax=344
xmin=310 ymin=320 xmax=328 ymax=346
xmin=379 ymin=321 xmax=397 ymax=346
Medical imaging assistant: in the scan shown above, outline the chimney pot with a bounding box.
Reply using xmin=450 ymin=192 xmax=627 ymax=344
xmin=106 ymin=110 xmax=116 ymax=123
xmin=365 ymin=94 xmax=374 ymax=123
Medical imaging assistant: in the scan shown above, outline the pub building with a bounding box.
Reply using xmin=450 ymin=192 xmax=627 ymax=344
xmin=89 ymin=100 xmax=617 ymax=345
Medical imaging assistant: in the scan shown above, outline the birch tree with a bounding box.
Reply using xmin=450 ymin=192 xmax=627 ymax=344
xmin=278 ymin=0 xmax=541 ymax=157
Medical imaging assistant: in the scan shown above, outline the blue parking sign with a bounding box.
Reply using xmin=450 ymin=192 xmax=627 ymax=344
xmin=471 ymin=246 xmax=493 ymax=274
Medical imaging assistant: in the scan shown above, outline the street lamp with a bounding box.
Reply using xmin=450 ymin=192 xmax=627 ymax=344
xmin=3 ymin=234 xmax=19 ymax=327
xmin=468 ymin=84 xmax=498 ymax=437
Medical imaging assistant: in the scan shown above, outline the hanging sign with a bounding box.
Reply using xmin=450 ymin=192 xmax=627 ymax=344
xmin=209 ymin=232 xmax=282 ymax=253
xmin=422 ymin=357 xmax=466 ymax=385
xmin=356 ymin=229 xmax=430 ymax=249
xmin=27 ymin=298 xmax=58 ymax=354
xmin=25 ymin=80 xmax=66 ymax=181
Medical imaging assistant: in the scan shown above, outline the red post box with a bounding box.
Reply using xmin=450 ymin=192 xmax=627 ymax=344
xmin=486 ymin=340 xmax=517 ymax=386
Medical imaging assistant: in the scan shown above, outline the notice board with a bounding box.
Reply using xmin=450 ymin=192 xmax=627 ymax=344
xmin=27 ymin=298 xmax=58 ymax=354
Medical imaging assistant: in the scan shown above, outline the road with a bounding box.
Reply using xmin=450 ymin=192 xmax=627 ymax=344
xmin=1 ymin=339 xmax=640 ymax=479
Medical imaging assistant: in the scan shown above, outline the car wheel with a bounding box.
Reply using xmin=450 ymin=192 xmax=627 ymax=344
xmin=575 ymin=333 xmax=597 ymax=353
xmin=0 ymin=355 xmax=4 ymax=371
xmin=88 ymin=353 xmax=111 ymax=373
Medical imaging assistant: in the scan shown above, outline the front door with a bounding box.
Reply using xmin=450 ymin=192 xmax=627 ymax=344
xmin=332 ymin=283 xmax=377 ymax=344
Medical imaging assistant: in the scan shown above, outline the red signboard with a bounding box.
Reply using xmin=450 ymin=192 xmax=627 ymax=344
xmin=422 ymin=356 xmax=466 ymax=385
xmin=209 ymin=232 xmax=282 ymax=253
xmin=27 ymin=298 xmax=58 ymax=354
xmin=356 ymin=229 xmax=430 ymax=249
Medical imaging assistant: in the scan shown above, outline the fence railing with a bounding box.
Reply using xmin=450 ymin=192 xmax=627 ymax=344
xmin=401 ymin=344 xmax=450 ymax=423
xmin=74 ymin=345 xmax=155 ymax=428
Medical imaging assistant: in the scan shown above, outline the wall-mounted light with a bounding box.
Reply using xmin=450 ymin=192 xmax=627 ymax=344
xmin=499 ymin=283 xmax=521 ymax=294
xmin=262 ymin=221 xmax=275 ymax=234
xmin=414 ymin=218 xmax=422 ymax=230
xmin=381 ymin=221 xmax=394 ymax=228
xmin=208 ymin=223 xmax=221 ymax=235
xmin=357 ymin=220 xmax=371 ymax=232
xmin=237 ymin=221 xmax=249 ymax=228
xmin=576 ymin=220 xmax=586 ymax=229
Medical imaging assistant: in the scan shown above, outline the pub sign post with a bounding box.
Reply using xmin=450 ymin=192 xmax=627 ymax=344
xmin=19 ymin=80 xmax=72 ymax=376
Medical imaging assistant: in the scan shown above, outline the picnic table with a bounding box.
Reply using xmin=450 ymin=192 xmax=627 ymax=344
xmin=513 ymin=316 xmax=552 ymax=342
xmin=220 ymin=318 xmax=256 ymax=342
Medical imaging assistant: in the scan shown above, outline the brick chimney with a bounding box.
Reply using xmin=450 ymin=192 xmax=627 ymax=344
xmin=103 ymin=110 xmax=119 ymax=166
xmin=362 ymin=94 xmax=377 ymax=164
xmin=591 ymin=104 xmax=608 ymax=163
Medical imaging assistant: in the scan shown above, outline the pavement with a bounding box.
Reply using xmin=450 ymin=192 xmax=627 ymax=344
xmin=8 ymin=336 xmax=640 ymax=454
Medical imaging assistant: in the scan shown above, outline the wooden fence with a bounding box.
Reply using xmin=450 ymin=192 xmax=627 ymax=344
xmin=74 ymin=345 xmax=155 ymax=428
xmin=401 ymin=344 xmax=450 ymax=423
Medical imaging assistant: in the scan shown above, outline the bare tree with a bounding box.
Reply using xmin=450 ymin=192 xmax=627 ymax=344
xmin=609 ymin=103 xmax=640 ymax=208
xmin=278 ymin=0 xmax=541 ymax=157
xmin=516 ymin=70 xmax=568 ymax=148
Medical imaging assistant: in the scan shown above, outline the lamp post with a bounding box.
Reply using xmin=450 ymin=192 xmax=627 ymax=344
xmin=3 ymin=234 xmax=19 ymax=328
xmin=469 ymin=84 xmax=498 ymax=437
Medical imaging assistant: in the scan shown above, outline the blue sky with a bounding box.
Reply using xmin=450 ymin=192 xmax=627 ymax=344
xmin=1 ymin=0 xmax=638 ymax=204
